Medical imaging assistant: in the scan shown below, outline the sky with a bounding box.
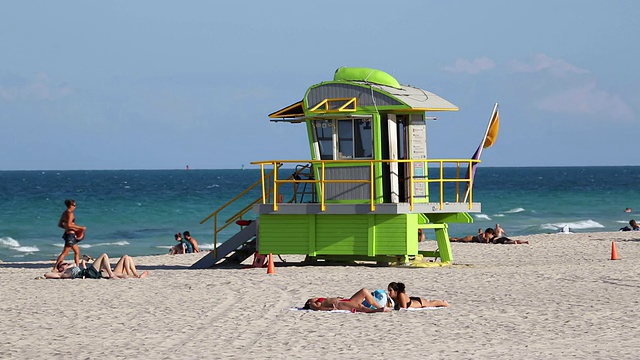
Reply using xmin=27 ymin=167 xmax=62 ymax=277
xmin=1 ymin=0 xmax=639 ymax=170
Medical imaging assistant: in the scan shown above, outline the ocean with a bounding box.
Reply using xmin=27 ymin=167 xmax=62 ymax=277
xmin=1 ymin=167 xmax=639 ymax=262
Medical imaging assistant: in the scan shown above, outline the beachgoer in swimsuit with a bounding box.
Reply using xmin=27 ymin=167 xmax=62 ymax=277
xmin=489 ymin=225 xmax=529 ymax=244
xmin=169 ymin=233 xmax=186 ymax=255
xmin=52 ymin=199 xmax=87 ymax=272
xmin=450 ymin=228 xmax=495 ymax=243
xmin=387 ymin=282 xmax=449 ymax=310
xmin=183 ymin=231 xmax=200 ymax=253
xmin=44 ymin=253 xmax=149 ymax=279
xmin=303 ymin=288 xmax=389 ymax=313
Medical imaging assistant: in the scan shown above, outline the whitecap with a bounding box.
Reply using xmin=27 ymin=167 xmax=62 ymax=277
xmin=542 ymin=219 xmax=604 ymax=231
xmin=503 ymin=208 xmax=525 ymax=214
xmin=198 ymin=243 xmax=220 ymax=251
xmin=15 ymin=246 xmax=39 ymax=253
xmin=474 ymin=214 xmax=491 ymax=221
xmin=79 ymin=241 xmax=130 ymax=248
xmin=0 ymin=237 xmax=20 ymax=248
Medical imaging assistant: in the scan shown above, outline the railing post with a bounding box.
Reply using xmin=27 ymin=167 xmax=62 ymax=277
xmin=213 ymin=213 xmax=218 ymax=259
xmin=260 ymin=164 xmax=266 ymax=204
xmin=273 ymin=162 xmax=279 ymax=211
xmin=439 ymin=160 xmax=445 ymax=210
xmin=320 ymin=162 xmax=326 ymax=212
xmin=409 ymin=161 xmax=414 ymax=211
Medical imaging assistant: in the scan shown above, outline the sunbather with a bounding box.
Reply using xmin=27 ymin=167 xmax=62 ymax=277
xmin=44 ymin=253 xmax=149 ymax=279
xmin=489 ymin=224 xmax=529 ymax=244
xmin=303 ymin=288 xmax=390 ymax=313
xmin=387 ymin=282 xmax=449 ymax=310
xmin=450 ymin=228 xmax=494 ymax=243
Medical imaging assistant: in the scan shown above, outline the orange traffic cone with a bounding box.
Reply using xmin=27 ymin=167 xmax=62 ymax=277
xmin=611 ymin=242 xmax=620 ymax=260
xmin=267 ymin=253 xmax=276 ymax=274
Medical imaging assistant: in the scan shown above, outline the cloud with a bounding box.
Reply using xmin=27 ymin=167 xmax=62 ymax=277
xmin=0 ymin=73 xmax=72 ymax=102
xmin=508 ymin=54 xmax=589 ymax=77
xmin=442 ymin=57 xmax=495 ymax=74
xmin=537 ymin=82 xmax=634 ymax=121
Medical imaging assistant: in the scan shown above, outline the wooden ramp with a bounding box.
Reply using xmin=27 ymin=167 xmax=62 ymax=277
xmin=190 ymin=221 xmax=258 ymax=269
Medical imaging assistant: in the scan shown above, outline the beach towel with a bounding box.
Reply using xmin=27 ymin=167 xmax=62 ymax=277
xmin=287 ymin=306 xmax=444 ymax=312
xmin=288 ymin=308 xmax=352 ymax=313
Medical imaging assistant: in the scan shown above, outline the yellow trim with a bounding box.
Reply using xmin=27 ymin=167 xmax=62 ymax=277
xmin=252 ymin=159 xmax=480 ymax=212
xmin=410 ymin=107 xmax=459 ymax=112
xmin=269 ymin=100 xmax=305 ymax=118
xmin=309 ymin=98 xmax=357 ymax=113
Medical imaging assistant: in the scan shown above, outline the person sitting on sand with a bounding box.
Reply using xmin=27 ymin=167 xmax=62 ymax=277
xmin=494 ymin=224 xmax=507 ymax=238
xmin=303 ymin=288 xmax=390 ymax=313
xmin=44 ymin=253 xmax=149 ymax=279
xmin=169 ymin=233 xmax=185 ymax=255
xmin=387 ymin=282 xmax=449 ymax=310
xmin=450 ymin=228 xmax=495 ymax=243
xmin=182 ymin=231 xmax=200 ymax=253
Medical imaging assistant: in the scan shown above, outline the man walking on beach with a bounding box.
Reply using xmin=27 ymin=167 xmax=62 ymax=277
xmin=52 ymin=199 xmax=86 ymax=272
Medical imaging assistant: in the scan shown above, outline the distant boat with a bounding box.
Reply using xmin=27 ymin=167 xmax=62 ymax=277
xmin=241 ymin=164 xmax=245 ymax=170
xmin=186 ymin=165 xmax=190 ymax=170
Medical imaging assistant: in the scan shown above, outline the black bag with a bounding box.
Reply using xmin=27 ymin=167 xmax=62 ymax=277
xmin=83 ymin=266 xmax=102 ymax=279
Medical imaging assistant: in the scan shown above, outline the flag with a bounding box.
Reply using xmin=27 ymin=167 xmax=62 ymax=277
xmin=483 ymin=107 xmax=500 ymax=149
xmin=463 ymin=103 xmax=500 ymax=202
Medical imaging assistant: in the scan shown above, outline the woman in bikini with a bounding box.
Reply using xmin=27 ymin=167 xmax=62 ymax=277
xmin=387 ymin=282 xmax=449 ymax=310
xmin=303 ymin=288 xmax=389 ymax=313
xmin=44 ymin=253 xmax=149 ymax=279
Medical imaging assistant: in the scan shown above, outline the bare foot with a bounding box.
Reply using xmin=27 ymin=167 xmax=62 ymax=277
xmin=138 ymin=271 xmax=149 ymax=279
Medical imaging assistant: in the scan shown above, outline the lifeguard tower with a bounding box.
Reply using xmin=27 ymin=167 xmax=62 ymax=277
xmin=193 ymin=67 xmax=498 ymax=268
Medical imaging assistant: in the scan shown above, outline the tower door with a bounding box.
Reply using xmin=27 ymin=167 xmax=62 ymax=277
xmin=404 ymin=114 xmax=428 ymax=202
xmin=386 ymin=114 xmax=400 ymax=203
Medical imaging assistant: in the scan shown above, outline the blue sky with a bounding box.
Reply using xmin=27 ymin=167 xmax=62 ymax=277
xmin=2 ymin=1 xmax=638 ymax=170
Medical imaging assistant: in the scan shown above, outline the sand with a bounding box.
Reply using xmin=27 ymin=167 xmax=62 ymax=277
xmin=1 ymin=231 xmax=639 ymax=359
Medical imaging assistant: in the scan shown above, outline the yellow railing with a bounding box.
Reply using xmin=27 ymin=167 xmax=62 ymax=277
xmin=199 ymin=164 xmax=315 ymax=258
xmin=252 ymin=159 xmax=480 ymax=212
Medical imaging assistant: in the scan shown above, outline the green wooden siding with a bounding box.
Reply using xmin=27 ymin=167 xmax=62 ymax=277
xmin=258 ymin=213 xmax=419 ymax=257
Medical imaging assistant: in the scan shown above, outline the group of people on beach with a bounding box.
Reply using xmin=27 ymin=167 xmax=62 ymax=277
xmin=45 ymin=199 xmax=148 ymax=280
xmin=168 ymin=231 xmax=200 ymax=254
xmin=303 ymin=282 xmax=449 ymax=313
xmin=450 ymin=224 xmax=529 ymax=244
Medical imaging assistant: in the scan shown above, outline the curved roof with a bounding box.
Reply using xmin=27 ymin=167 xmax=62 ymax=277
xmin=269 ymin=67 xmax=458 ymax=120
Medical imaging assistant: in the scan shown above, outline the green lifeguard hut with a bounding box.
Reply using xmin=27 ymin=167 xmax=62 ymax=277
xmin=193 ymin=67 xmax=497 ymax=268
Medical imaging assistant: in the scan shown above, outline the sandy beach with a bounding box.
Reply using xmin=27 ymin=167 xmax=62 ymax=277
xmin=1 ymin=231 xmax=639 ymax=359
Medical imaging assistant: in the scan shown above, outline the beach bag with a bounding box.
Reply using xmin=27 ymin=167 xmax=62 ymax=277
xmin=83 ymin=266 xmax=102 ymax=279
xmin=362 ymin=289 xmax=389 ymax=309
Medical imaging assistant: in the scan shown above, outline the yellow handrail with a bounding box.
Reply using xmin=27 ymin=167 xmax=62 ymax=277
xmin=252 ymin=159 xmax=479 ymax=212
xmin=199 ymin=165 xmax=278 ymax=259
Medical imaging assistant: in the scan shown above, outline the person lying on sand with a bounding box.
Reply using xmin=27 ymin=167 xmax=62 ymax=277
xmin=387 ymin=282 xmax=449 ymax=310
xmin=303 ymin=288 xmax=390 ymax=313
xmin=450 ymin=228 xmax=495 ymax=243
xmin=489 ymin=225 xmax=529 ymax=244
xmin=451 ymin=226 xmax=529 ymax=244
xmin=44 ymin=253 xmax=149 ymax=279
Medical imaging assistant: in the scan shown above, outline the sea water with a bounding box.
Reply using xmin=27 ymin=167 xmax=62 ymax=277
xmin=1 ymin=167 xmax=639 ymax=262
